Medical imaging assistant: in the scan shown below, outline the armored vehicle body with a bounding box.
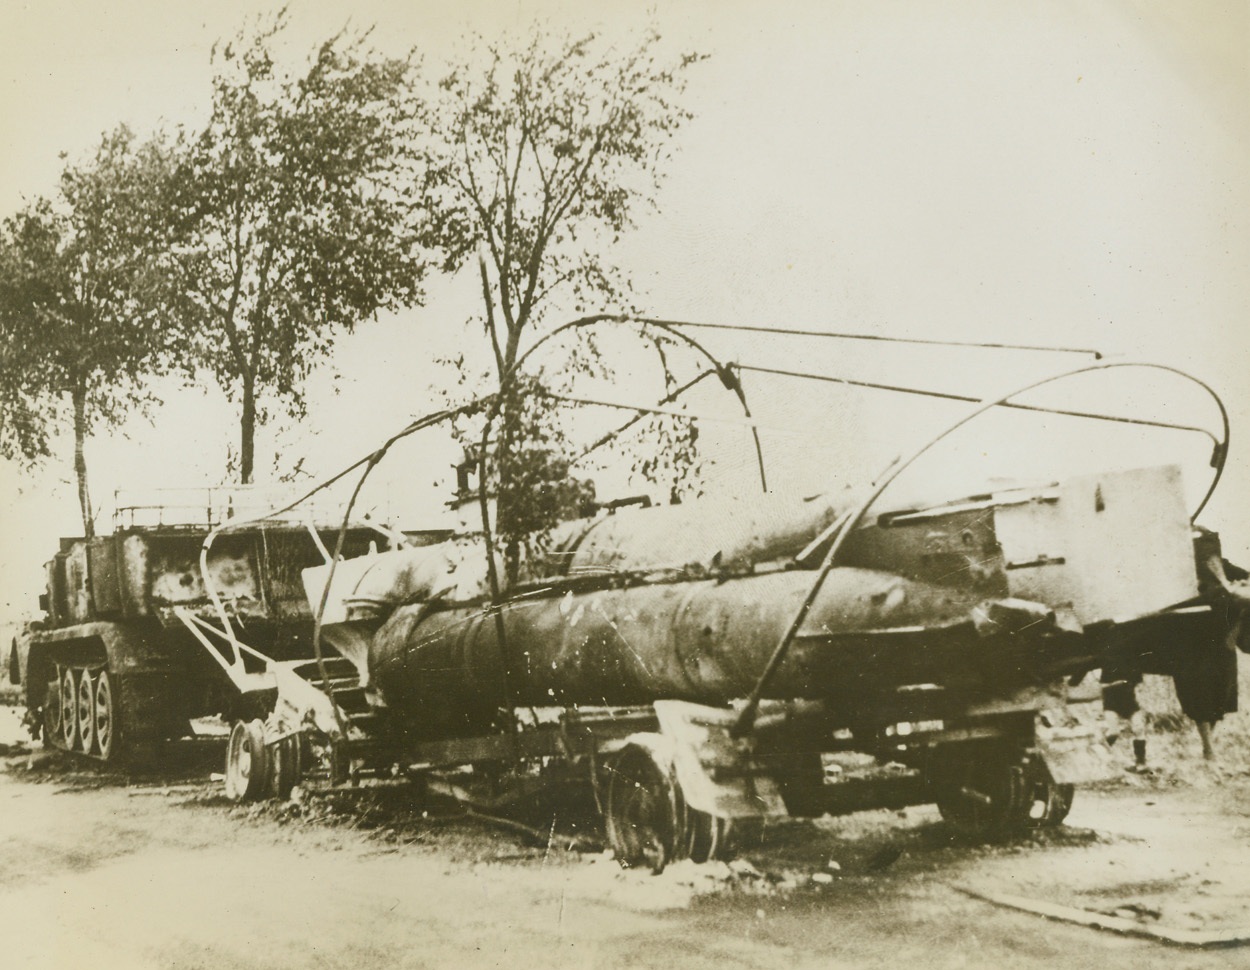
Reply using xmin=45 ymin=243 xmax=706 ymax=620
xmin=9 ymin=490 xmax=398 ymax=761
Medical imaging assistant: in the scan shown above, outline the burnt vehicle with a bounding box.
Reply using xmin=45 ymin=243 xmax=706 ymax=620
xmin=9 ymin=326 xmax=1243 ymax=871
xmin=7 ymin=488 xmax=408 ymax=762
xmin=175 ymin=348 xmax=1246 ymax=872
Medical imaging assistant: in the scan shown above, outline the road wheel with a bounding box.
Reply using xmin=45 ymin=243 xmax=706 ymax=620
xmin=684 ymin=808 xmax=725 ymax=864
xmin=327 ymin=740 xmax=353 ymax=787
xmin=93 ymin=670 xmax=121 ymax=762
xmin=605 ymin=743 xmax=683 ymax=873
xmin=225 ymin=719 xmax=269 ymax=802
xmin=76 ymin=669 xmax=96 ymax=754
xmin=42 ymin=678 xmax=63 ymax=749
xmin=934 ymin=747 xmax=1029 ymax=841
xmin=61 ymin=669 xmax=79 ymax=751
xmin=269 ymin=735 xmax=302 ymax=800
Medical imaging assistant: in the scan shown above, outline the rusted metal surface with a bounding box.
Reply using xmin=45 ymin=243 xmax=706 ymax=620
xmin=18 ymin=521 xmax=397 ymax=762
xmin=537 ymin=490 xmax=850 ymax=579
xmin=303 ymin=536 xmax=494 ymax=624
xmin=366 ymin=566 xmax=983 ymax=741
xmin=349 ymin=465 xmax=1217 ymax=753
xmin=840 ymin=464 xmax=1198 ymax=625
xmin=40 ymin=525 xmax=387 ymax=629
xmin=300 ymin=491 xmax=851 ymax=628
xmin=87 ymin=355 xmax=1228 ymax=861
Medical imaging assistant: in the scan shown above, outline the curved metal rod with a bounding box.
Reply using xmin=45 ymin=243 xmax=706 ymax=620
xmin=471 ymin=310 xmax=775 ymax=617
xmin=509 ymin=314 xmax=769 ymax=493
xmin=197 ymin=400 xmax=487 ymax=655
xmin=309 ymin=453 xmax=380 ymax=742
xmin=307 ymin=400 xmax=498 ymax=740
xmin=541 ymin=392 xmax=793 ymax=433
xmin=570 ymin=368 xmax=719 ymax=467
xmin=731 ymin=360 xmax=1229 ymax=737
xmin=734 ymin=363 xmax=1221 ymax=449
xmin=468 ymin=313 xmax=771 ymax=731
xmin=636 ymin=316 xmax=1105 ymax=359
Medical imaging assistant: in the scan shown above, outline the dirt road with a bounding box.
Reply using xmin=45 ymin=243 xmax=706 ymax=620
xmin=2 ymin=701 xmax=1250 ymax=970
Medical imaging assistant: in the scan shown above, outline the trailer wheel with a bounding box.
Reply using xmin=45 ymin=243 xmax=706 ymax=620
xmin=682 ymin=811 xmax=763 ymax=862
xmin=269 ymin=735 xmax=302 ymax=800
xmin=1048 ymin=784 xmax=1075 ymax=825
xmin=93 ymin=670 xmax=121 ymax=762
xmin=1012 ymin=759 xmax=1075 ymax=829
xmin=684 ymin=809 xmax=724 ymax=864
xmin=225 ymin=719 xmax=269 ymax=802
xmin=61 ymin=669 xmax=79 ymax=751
xmin=42 ymin=679 xmax=63 ymax=749
xmin=605 ymin=743 xmax=683 ymax=873
xmin=1026 ymin=781 xmax=1074 ymax=828
xmin=934 ymin=749 xmax=1029 ymax=841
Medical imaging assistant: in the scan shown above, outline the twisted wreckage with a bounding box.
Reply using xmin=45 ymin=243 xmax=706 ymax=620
xmin=10 ymin=351 xmax=1250 ymax=871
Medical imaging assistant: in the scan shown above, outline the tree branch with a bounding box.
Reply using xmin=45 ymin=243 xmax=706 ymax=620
xmin=479 ymin=254 xmax=505 ymax=376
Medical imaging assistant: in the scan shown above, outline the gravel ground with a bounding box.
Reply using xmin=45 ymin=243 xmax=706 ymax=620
xmin=3 ymin=688 xmax=1250 ymax=970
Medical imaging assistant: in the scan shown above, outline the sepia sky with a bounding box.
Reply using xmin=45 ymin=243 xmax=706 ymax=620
xmin=1 ymin=0 xmax=1248 ymax=629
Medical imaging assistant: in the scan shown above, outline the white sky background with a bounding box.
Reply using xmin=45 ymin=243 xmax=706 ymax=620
xmin=1 ymin=0 xmax=1247 ymax=633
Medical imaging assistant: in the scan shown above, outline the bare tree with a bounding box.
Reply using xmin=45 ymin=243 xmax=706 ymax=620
xmin=427 ymin=25 xmax=706 ymax=581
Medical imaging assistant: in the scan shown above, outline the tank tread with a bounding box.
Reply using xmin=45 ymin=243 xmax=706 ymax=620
xmin=39 ymin=662 xmax=107 ymax=760
xmin=37 ymin=661 xmax=167 ymax=764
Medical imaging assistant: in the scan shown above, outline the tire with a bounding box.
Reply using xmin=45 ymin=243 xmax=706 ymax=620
xmin=684 ymin=808 xmax=725 ymax=865
xmin=604 ymin=739 xmax=760 ymax=872
xmin=225 ymin=719 xmax=270 ymax=802
xmin=605 ymin=743 xmax=683 ymax=873
xmin=269 ymin=735 xmax=302 ymax=801
xmin=1038 ymin=783 xmax=1075 ymax=827
xmin=1019 ymin=770 xmax=1075 ymax=829
xmin=934 ymin=747 xmax=1030 ymax=841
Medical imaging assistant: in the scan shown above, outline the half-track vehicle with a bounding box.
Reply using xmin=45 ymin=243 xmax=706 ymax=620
xmin=8 ymin=488 xmax=406 ymax=761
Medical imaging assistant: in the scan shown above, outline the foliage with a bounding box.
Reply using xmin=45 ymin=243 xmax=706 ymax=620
xmin=490 ymin=374 xmax=598 ymax=549
xmin=0 ymin=127 xmax=175 ymax=534
xmin=160 ymin=10 xmax=435 ymax=483
xmin=426 ymin=24 xmax=706 ymax=582
xmin=0 ymin=212 xmax=57 ymax=465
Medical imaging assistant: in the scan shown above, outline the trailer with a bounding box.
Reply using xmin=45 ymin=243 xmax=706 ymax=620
xmin=194 ymin=461 xmax=1245 ymax=871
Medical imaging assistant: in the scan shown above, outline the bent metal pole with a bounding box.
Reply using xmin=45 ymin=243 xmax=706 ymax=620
xmin=731 ymin=360 xmax=1230 ymax=738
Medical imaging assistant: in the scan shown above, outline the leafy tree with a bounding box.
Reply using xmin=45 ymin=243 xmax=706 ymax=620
xmin=0 ymin=128 xmax=174 ymax=536
xmin=161 ymin=12 xmax=433 ymax=484
xmin=0 ymin=247 xmax=54 ymax=466
xmin=426 ymin=25 xmax=706 ymax=582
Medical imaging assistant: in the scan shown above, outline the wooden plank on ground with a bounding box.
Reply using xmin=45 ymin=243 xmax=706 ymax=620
xmin=953 ymin=885 xmax=1250 ymax=949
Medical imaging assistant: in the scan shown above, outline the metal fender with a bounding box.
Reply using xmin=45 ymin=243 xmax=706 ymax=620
xmin=649 ymin=700 xmax=785 ymax=818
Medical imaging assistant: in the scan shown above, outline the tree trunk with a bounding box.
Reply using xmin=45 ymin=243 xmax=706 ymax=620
xmin=495 ymin=345 xmax=522 ymax=587
xmin=72 ymin=384 xmax=94 ymax=539
xmin=240 ymin=367 xmax=255 ymax=485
